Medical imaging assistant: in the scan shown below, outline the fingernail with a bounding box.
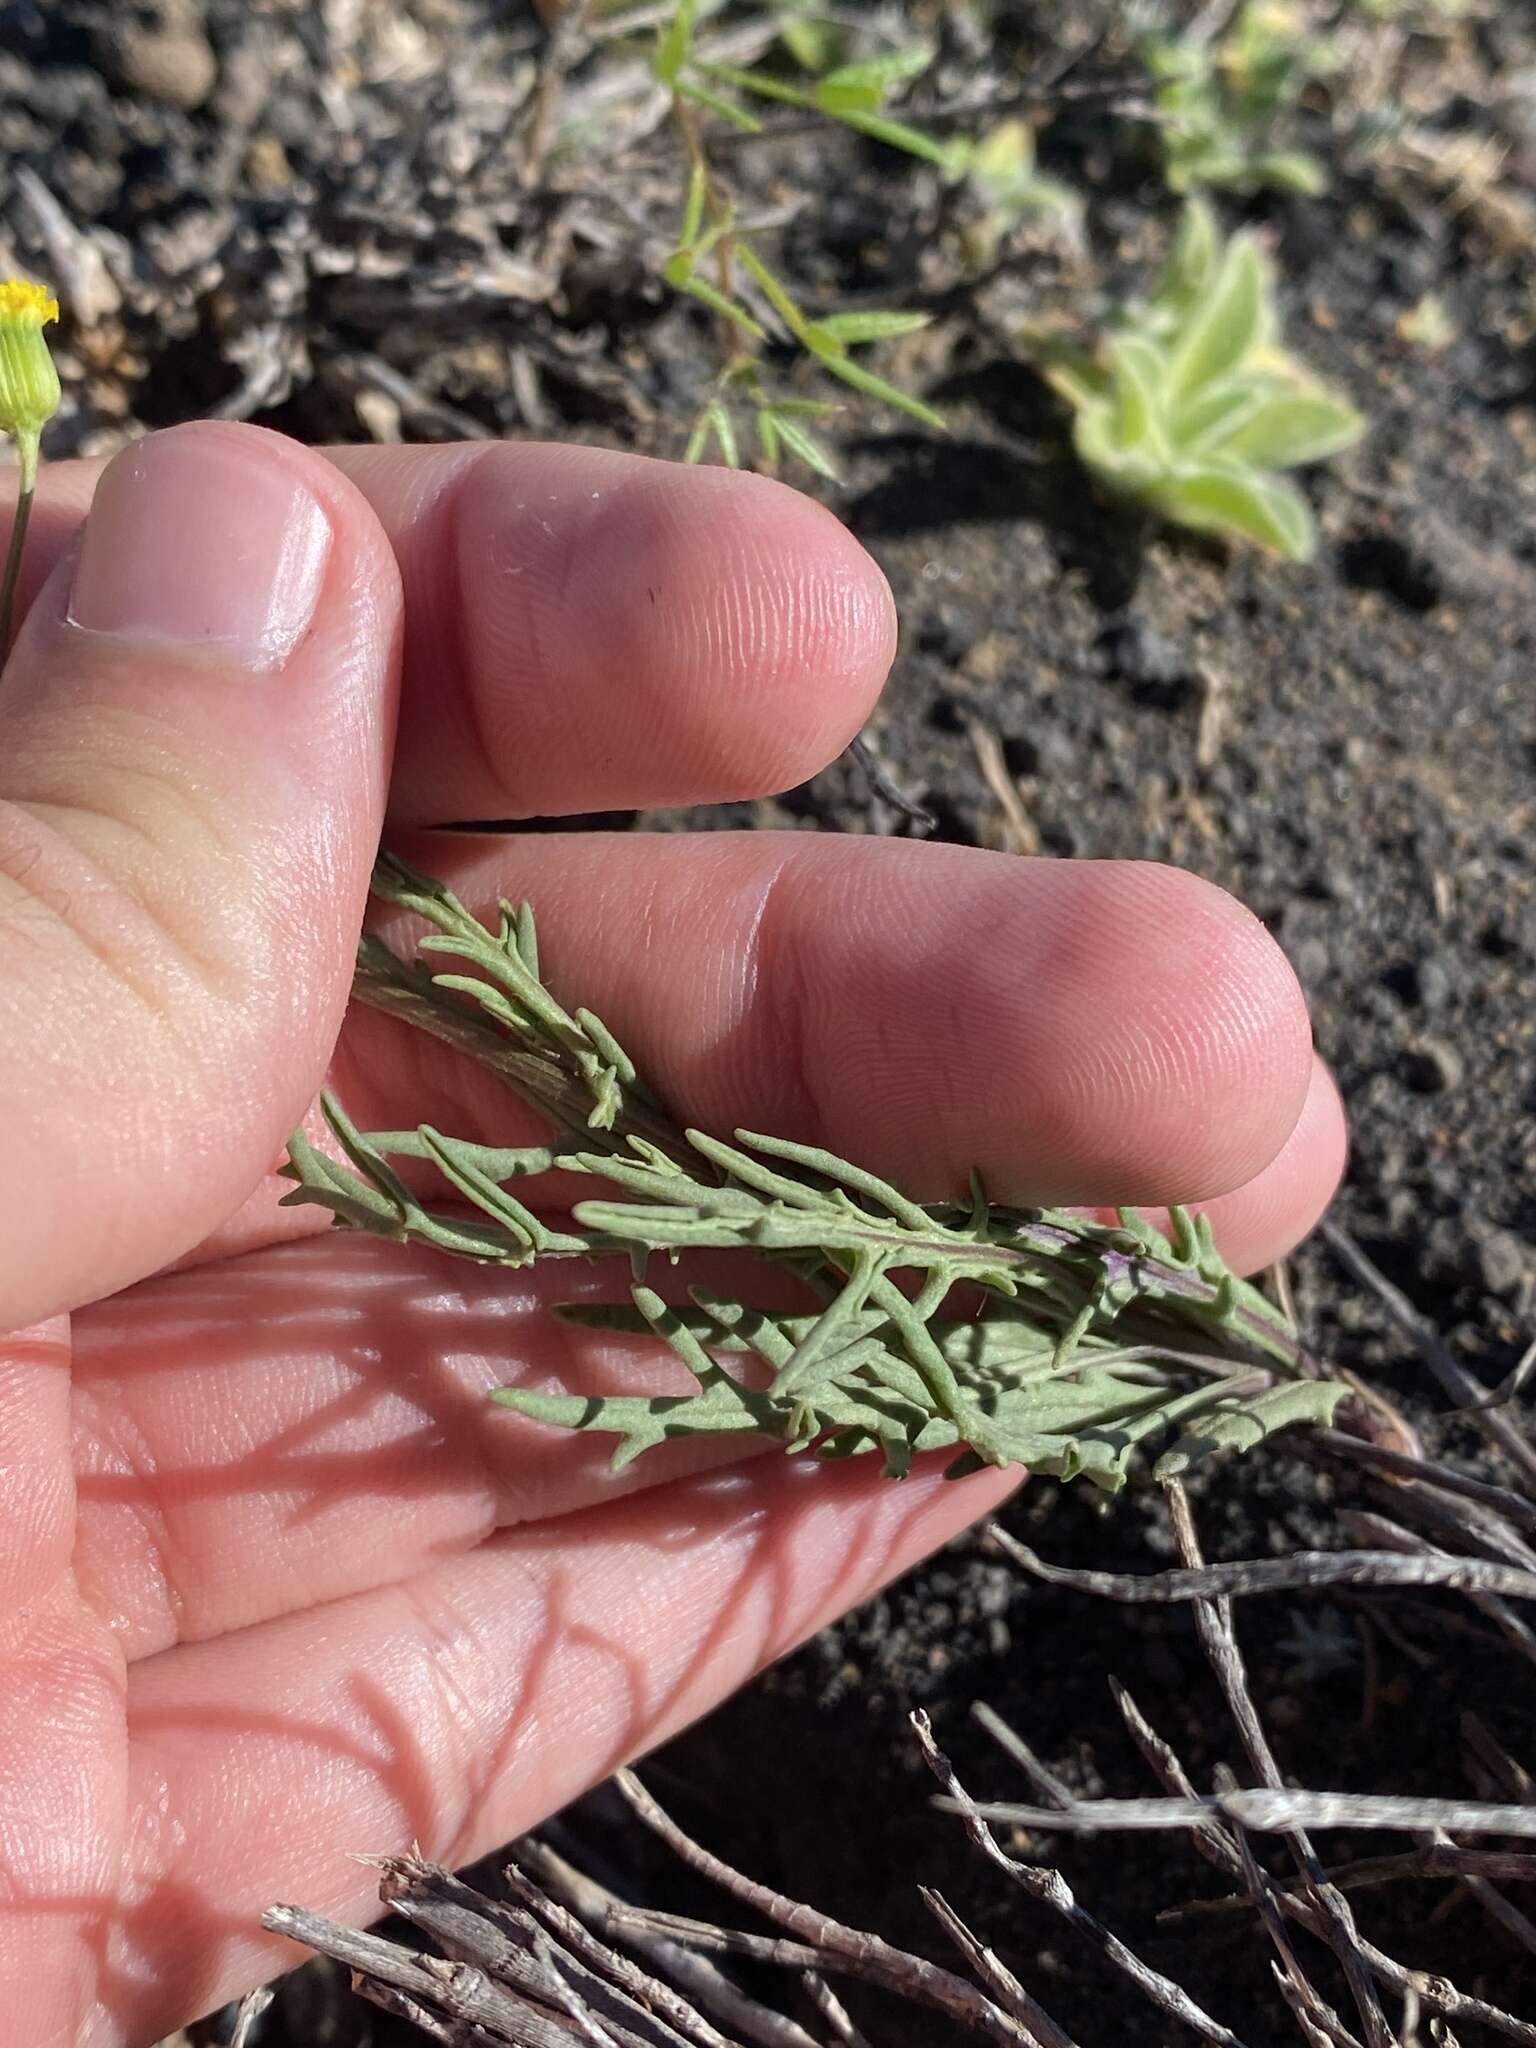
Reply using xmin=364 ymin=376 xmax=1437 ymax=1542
xmin=69 ymin=425 xmax=332 ymax=671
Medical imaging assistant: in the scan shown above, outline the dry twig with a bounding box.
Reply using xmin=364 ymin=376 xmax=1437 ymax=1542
xmin=612 ymin=1768 xmax=1036 ymax=2043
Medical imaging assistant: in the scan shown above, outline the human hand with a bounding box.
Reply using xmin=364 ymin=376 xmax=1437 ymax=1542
xmin=0 ymin=425 xmax=1345 ymax=2043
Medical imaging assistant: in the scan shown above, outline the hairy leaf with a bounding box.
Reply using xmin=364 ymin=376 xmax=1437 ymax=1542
xmin=1156 ymin=461 xmax=1315 ymax=558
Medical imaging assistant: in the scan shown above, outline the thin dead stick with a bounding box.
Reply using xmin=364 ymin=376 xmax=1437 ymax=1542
xmin=1195 ymin=660 xmax=1229 ymax=770
xmin=1347 ymin=1479 xmax=1536 ymax=1575
xmin=1110 ymin=1681 xmax=1536 ymax=2046
xmin=914 ymin=1710 xmax=1251 ymax=2048
xmin=1321 ymin=1220 xmax=1536 ymax=1489
xmin=524 ymin=0 xmax=595 ymax=185
xmin=848 ymin=731 xmax=935 ymax=832
xmin=612 ymin=1769 xmax=1036 ymax=2044
xmin=503 ymin=1851 xmax=751 ymax=2048
xmin=798 ymin=1974 xmax=870 ymax=2048
xmin=1341 ymin=1509 xmax=1536 ymax=1673
xmin=1306 ymin=1429 xmax=1536 ymax=1539
xmin=354 ymin=353 xmax=498 ymax=441
xmin=1463 ymin=1712 xmax=1536 ymax=1803
xmin=580 ymin=1903 xmax=856 ymax=1977
xmin=971 ymin=1700 xmax=1080 ymax=1810
xmin=262 ymin=1901 xmax=577 ymax=2047
xmin=1471 ymin=1333 xmax=1536 ymax=1412
xmin=966 ymin=717 xmax=1039 ymax=855
xmin=988 ymin=1521 xmax=1536 ymax=1604
xmin=1229 ymin=1826 xmax=1362 ymax=2048
xmin=348 ymin=1977 xmax=465 ymax=2042
xmin=1164 ymin=1486 xmax=1393 ymax=2048
xmin=516 ymin=1842 xmax=820 ymax=2048
xmin=1422 ymin=1824 xmax=1536 ymax=1964
xmin=935 ymin=1788 xmax=1536 ymax=1840
xmin=531 ymin=1928 xmax=626 ymax=2048
xmin=1166 ymin=1842 xmax=1536 ymax=1907
xmin=920 ymin=1887 xmax=1073 ymax=2048
xmin=228 ymin=1986 xmax=274 ymax=2048
xmin=375 ymin=1857 xmax=694 ymax=2048
xmin=1269 ymin=1966 xmax=1351 ymax=2048
xmin=520 ymin=1843 xmax=819 ymax=2048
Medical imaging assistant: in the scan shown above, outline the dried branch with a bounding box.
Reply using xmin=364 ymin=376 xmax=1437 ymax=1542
xmin=919 ymin=1887 xmax=1075 ymax=2048
xmin=987 ymin=1520 xmax=1536 ymax=1604
xmin=1321 ymin=1221 xmax=1536 ymax=1489
xmin=797 ymin=1974 xmax=869 ymax=2048
xmin=612 ymin=1769 xmax=1037 ymax=2043
xmin=934 ymin=1788 xmax=1536 ymax=1840
xmin=913 ymin=1709 xmax=1252 ymax=2048
xmin=1163 ymin=1485 xmax=1393 ymax=2048
xmin=1306 ymin=1429 xmax=1536 ymax=1540
xmin=511 ymin=1843 xmax=819 ymax=2048
xmin=1167 ymin=1841 xmax=1536 ymax=1906
xmin=1340 ymin=1510 xmax=1536 ymax=1672
xmin=1109 ymin=1680 xmax=1536 ymax=2045
xmin=501 ymin=1854 xmax=747 ymax=2048
xmin=261 ymin=1901 xmax=577 ymax=2046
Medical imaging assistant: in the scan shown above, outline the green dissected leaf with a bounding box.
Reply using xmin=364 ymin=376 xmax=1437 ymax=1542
xmin=769 ymin=412 xmax=839 ymax=480
xmin=678 ymin=160 xmax=706 ymax=250
xmin=1156 ymin=460 xmax=1316 ymax=558
xmin=494 ymin=1376 xmax=774 ymax=1470
xmin=755 ymin=404 xmax=780 ymax=468
xmin=1155 ymin=1379 xmax=1350 ymax=1478
xmin=652 ymin=0 xmax=697 ymax=85
xmin=827 ymin=108 xmax=965 ymax=173
xmin=734 ymin=243 xmax=814 ymax=344
xmin=674 ymin=77 xmax=763 ymax=132
xmin=813 ymin=45 xmax=932 ymax=112
xmin=817 ymin=349 xmax=945 ymax=429
xmin=284 ymin=855 xmax=1348 ymax=1491
xmin=815 ymin=309 xmax=932 ymax=345
xmin=764 ymin=397 xmax=841 ymax=418
xmin=1166 ymin=232 xmax=1272 ymax=403
xmin=1213 ymin=386 xmax=1364 ymax=468
xmin=685 ymin=398 xmax=740 ymax=468
xmin=1250 ymin=148 xmax=1327 ymax=194
xmin=779 ymin=13 xmax=838 ymax=74
xmin=712 ymin=400 xmax=741 ymax=466
xmin=673 ymin=271 xmax=768 ymax=339
xmin=700 ymin=62 xmax=812 ymax=109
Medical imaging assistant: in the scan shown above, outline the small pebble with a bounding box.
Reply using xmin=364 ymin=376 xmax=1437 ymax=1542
xmin=1399 ymin=1037 xmax=1464 ymax=1095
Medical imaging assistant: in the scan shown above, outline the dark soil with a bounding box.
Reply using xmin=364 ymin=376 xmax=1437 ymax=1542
xmin=7 ymin=2 xmax=1536 ymax=2042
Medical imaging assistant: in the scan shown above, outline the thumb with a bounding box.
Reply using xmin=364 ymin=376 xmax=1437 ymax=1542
xmin=0 ymin=422 xmax=400 ymax=1331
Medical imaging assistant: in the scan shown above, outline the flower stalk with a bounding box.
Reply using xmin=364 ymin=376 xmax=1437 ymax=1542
xmin=0 ymin=278 xmax=62 ymax=658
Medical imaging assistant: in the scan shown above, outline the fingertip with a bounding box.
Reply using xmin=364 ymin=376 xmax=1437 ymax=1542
xmin=1206 ymin=1052 xmax=1348 ymax=1271
xmin=1076 ymin=861 xmax=1316 ymax=1201
xmin=768 ymin=848 xmax=1316 ymax=1207
xmin=450 ymin=447 xmax=896 ymax=814
xmin=1084 ymin=1052 xmax=1348 ymax=1275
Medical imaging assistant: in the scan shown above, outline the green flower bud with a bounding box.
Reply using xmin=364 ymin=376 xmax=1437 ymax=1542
xmin=0 ymin=279 xmax=62 ymax=462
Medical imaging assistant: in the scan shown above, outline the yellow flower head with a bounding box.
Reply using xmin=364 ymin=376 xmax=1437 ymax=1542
xmin=0 ymin=277 xmax=62 ymax=453
xmin=0 ymin=279 xmax=59 ymax=325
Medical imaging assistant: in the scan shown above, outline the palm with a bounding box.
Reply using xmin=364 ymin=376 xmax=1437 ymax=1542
xmin=0 ymin=435 xmax=1341 ymax=2046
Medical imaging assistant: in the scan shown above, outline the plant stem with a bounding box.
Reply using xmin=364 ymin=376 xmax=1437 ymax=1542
xmin=0 ymin=430 xmax=38 ymax=662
